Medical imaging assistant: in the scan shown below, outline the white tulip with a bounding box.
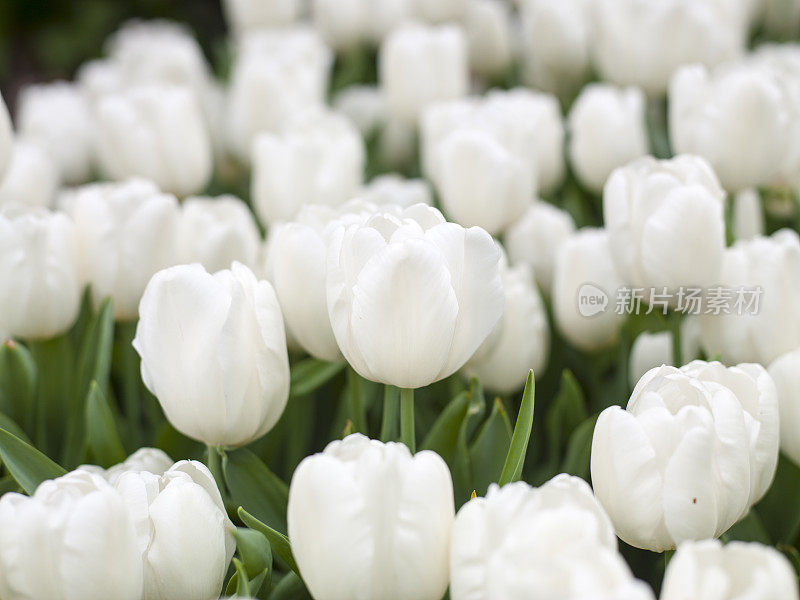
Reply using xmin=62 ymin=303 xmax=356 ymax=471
xmin=62 ymin=179 xmax=179 ymax=321
xmin=94 ymin=84 xmax=212 ymax=196
xmin=82 ymin=447 xmax=175 ymax=484
xmin=733 ymin=188 xmax=765 ymax=241
xmin=450 ymin=475 xmax=655 ymax=600
xmin=464 ymin=0 xmax=513 ymax=80
xmin=768 ymin=347 xmax=800 ymax=468
xmin=0 ymin=206 xmax=81 ymax=339
xmin=222 ymin=0 xmax=300 ymax=35
xmin=226 ymin=28 xmax=332 ymax=162
xmin=627 ymin=318 xmax=701 ymax=388
xmin=568 ymin=84 xmax=649 ymax=193
xmin=359 ymin=174 xmax=432 ymax=208
xmin=379 ymin=24 xmax=468 ymax=124
xmin=592 ymin=0 xmax=749 ymax=96
xmin=0 ymin=470 xmax=143 ymax=600
xmin=251 ymin=108 xmax=365 ymax=226
xmin=465 ymin=261 xmax=549 ymax=393
xmin=313 ymin=0 xmax=405 ymax=50
xmin=519 ymin=0 xmax=592 ymax=99
xmin=662 ymin=540 xmax=800 ymax=600
xmin=16 ymin=82 xmax=94 ymax=184
xmin=408 ymin=0 xmax=466 ymax=23
xmin=552 ymin=228 xmax=625 ymax=352
xmin=0 ymin=92 xmax=12 ymax=181
xmin=288 ymin=433 xmax=454 ymax=600
xmin=700 ymin=229 xmax=800 ymax=365
xmin=327 ymin=204 xmax=504 ymax=388
xmin=114 ymin=461 xmax=235 ymax=600
xmin=504 ymin=201 xmax=575 ymax=294
xmin=177 ymin=195 xmax=261 ymax=273
xmin=333 ymin=85 xmax=387 ymax=136
xmin=0 ymin=139 xmax=59 ymax=208
xmin=133 ymin=262 xmax=290 ymax=447
xmin=591 ymin=361 xmax=779 ymax=552
xmin=603 ymin=155 xmax=726 ymax=293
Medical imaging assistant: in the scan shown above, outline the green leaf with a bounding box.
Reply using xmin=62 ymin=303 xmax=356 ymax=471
xmin=0 ymin=339 xmax=36 ymax=436
xmin=723 ymin=510 xmax=771 ymax=545
xmin=0 ymin=427 xmax=66 ymax=494
xmin=224 ymin=447 xmax=289 ymax=533
xmin=269 ymin=572 xmax=312 ymax=600
xmin=0 ymin=412 xmax=30 ymax=445
xmin=420 ymin=391 xmax=470 ymax=462
xmin=498 ymin=371 xmax=535 ymax=485
xmin=756 ymin=454 xmax=800 ymax=544
xmin=290 ymin=359 xmax=345 ymax=397
xmin=561 ymin=415 xmax=598 ymax=481
xmin=469 ymin=397 xmax=513 ymax=496
xmin=76 ymin=297 xmax=115 ymax=399
xmin=234 ymin=527 xmax=273 ymax=581
xmin=29 ymin=334 xmax=74 ymax=458
xmin=545 ymin=370 xmax=587 ymax=470
xmin=451 ymin=380 xmax=486 ymax=504
xmin=84 ymin=381 xmax=126 ymax=468
xmin=231 ymin=558 xmax=251 ymax=596
xmin=238 ymin=507 xmax=300 ymax=576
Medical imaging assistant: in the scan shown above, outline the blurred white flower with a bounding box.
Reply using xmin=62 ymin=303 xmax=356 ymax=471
xmin=591 ymin=361 xmax=779 ymax=552
xmin=359 ymin=174 xmax=432 ymax=207
xmin=222 ymin=0 xmax=301 ymax=35
xmin=733 ymin=188 xmax=765 ymax=241
xmin=0 ymin=139 xmax=59 ymax=209
xmin=312 ymin=0 xmax=411 ymax=49
xmin=408 ymin=0 xmax=466 ymax=23
xmin=464 ymin=0 xmax=513 ymax=80
xmin=769 ymin=347 xmax=800 ymax=469
xmin=627 ymin=318 xmax=702 ymax=388
xmin=288 ymin=433 xmax=454 ymax=600
xmin=333 ymin=85 xmax=387 ymax=135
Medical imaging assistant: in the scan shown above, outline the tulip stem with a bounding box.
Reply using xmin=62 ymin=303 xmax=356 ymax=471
xmin=400 ymin=388 xmax=415 ymax=453
xmin=670 ymin=312 xmax=683 ymax=367
xmin=380 ymin=385 xmax=399 ymax=441
xmin=348 ymin=367 xmax=366 ymax=434
xmin=206 ymin=445 xmax=225 ymax=494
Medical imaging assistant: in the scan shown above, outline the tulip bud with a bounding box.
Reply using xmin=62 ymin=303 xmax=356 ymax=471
xmin=568 ymin=84 xmax=648 ymax=193
xmin=504 ymin=201 xmax=575 ymax=294
xmin=0 ymin=470 xmax=143 ymax=600
xmin=251 ymin=109 xmax=365 ymax=226
xmin=465 ymin=262 xmax=549 ymax=393
xmin=464 ymin=0 xmax=513 ymax=81
xmin=700 ymin=229 xmax=800 ymax=365
xmin=226 ymin=28 xmax=332 ymax=162
xmin=408 ymin=0 xmax=466 ymax=23
xmin=0 ymin=206 xmax=81 ymax=339
xmin=16 ymin=82 xmax=94 ymax=184
xmin=288 ymin=433 xmax=455 ymax=600
xmin=591 ymin=361 xmax=779 ymax=552
xmin=450 ymin=475 xmax=655 ymax=600
xmin=552 ymin=228 xmax=625 ymax=351
xmin=628 ymin=318 xmax=701 ymax=388
xmin=603 ymin=155 xmax=726 ymax=293
xmin=62 ymin=179 xmax=179 ymax=321
xmin=333 ymin=85 xmax=387 ymax=136
xmin=0 ymin=92 xmax=12 ymax=181
xmin=177 ymin=195 xmax=261 ymax=273
xmin=732 ymin=189 xmax=765 ymax=241
xmin=326 ymin=204 xmax=504 ymax=388
xmin=222 ymin=0 xmax=300 ymax=36
xmin=379 ymin=24 xmax=468 ymax=125
xmin=82 ymin=447 xmax=175 ymax=484
xmin=359 ymin=174 xmax=432 ymax=208
xmin=133 ymin=262 xmax=290 ymax=447
xmin=312 ymin=0 xmax=371 ymax=51
xmin=768 ymin=348 xmax=800 ymax=468
xmin=0 ymin=139 xmax=59 ymax=208
xmin=662 ymin=540 xmax=799 ymax=600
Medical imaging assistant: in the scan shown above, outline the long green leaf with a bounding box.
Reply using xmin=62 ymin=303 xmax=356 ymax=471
xmin=0 ymin=427 xmax=66 ymax=494
xmin=0 ymin=339 xmax=36 ymax=436
xmin=469 ymin=397 xmax=513 ymax=496
xmin=290 ymin=359 xmax=345 ymax=397
xmin=238 ymin=507 xmax=299 ymax=575
xmin=85 ymin=381 xmax=126 ymax=467
xmin=498 ymin=371 xmax=535 ymax=485
xmin=419 ymin=391 xmax=469 ymax=461
xmin=223 ymin=447 xmax=289 ymax=532
xmin=561 ymin=415 xmax=598 ymax=480
xmin=29 ymin=334 xmax=73 ymax=458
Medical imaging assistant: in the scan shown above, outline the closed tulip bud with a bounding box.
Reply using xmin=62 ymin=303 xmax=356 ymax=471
xmin=226 ymin=28 xmax=332 ymax=162
xmin=0 ymin=139 xmax=59 ymax=208
xmin=450 ymin=475 xmax=655 ymax=600
xmin=0 ymin=92 xmax=12 ymax=180
xmin=113 ymin=461 xmax=235 ymax=600
xmin=552 ymin=228 xmax=625 ymax=352
xmin=288 ymin=433 xmax=455 ymax=600
xmin=223 ymin=0 xmax=300 ymax=36
xmin=662 ymin=540 xmax=799 ymax=600
xmin=519 ymin=0 xmax=592 ymax=100
xmin=627 ymin=317 xmax=701 ymax=388
xmin=82 ymin=447 xmax=175 ymax=484
xmin=465 ymin=262 xmax=549 ymax=393
xmin=591 ymin=361 xmax=779 ymax=552
xmin=700 ymin=229 xmax=800 ymax=365
xmin=359 ymin=174 xmax=432 ymax=208
xmin=464 ymin=0 xmax=513 ymax=80
xmin=0 ymin=470 xmax=143 ymax=600
xmin=62 ymin=179 xmax=179 ymax=321
xmin=592 ymin=0 xmax=748 ymax=96
xmin=0 ymin=207 xmax=81 ymax=339
xmin=568 ymin=84 xmax=648 ymax=193
xmin=326 ymin=204 xmax=504 ymax=388
xmin=669 ymin=62 xmax=791 ymax=191
xmin=768 ymin=348 xmax=800 ymax=468
xmin=133 ymin=262 xmax=290 ymax=447
xmin=380 ymin=24 xmax=468 ymax=125
xmin=733 ymin=188 xmax=765 ymax=241
xmin=504 ymin=201 xmax=575 ymax=294
xmin=333 ymin=85 xmax=387 ymax=136
xmin=603 ymin=155 xmax=726 ymax=293
xmin=95 ymin=84 xmax=212 ymax=197
xmin=312 ymin=0 xmax=371 ymax=51
xmin=16 ymin=82 xmax=94 ymax=184
xmin=177 ymin=195 xmax=261 ymax=273
xmin=252 ymin=109 xmax=365 ymax=226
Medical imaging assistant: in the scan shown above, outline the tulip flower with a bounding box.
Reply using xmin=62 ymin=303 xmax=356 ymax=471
xmin=450 ymin=475 xmax=655 ymax=600
xmin=62 ymin=178 xmax=179 ymax=321
xmin=333 ymin=85 xmax=387 ymax=136
xmin=0 ymin=206 xmax=81 ymax=339
xmin=359 ymin=174 xmax=432 ymax=208
xmin=222 ymin=0 xmax=300 ymax=36
xmin=312 ymin=0 xmax=407 ymax=50
xmin=0 ymin=470 xmax=143 ymax=600
xmin=464 ymin=0 xmax=513 ymax=80
xmin=133 ymin=262 xmax=290 ymax=447
xmin=732 ymin=189 xmax=765 ymax=241
xmin=0 ymin=139 xmax=59 ymax=209
xmin=591 ymin=361 xmax=779 ymax=552
xmin=81 ymin=447 xmax=175 ymax=483
xmin=662 ymin=540 xmax=799 ymax=600
xmin=288 ymin=433 xmax=455 ymax=600
xmin=627 ymin=318 xmax=701 ymax=388
xmin=768 ymin=348 xmax=800 ymax=468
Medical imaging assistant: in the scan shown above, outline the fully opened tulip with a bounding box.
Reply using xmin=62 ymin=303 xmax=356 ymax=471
xmin=288 ymin=433 xmax=455 ymax=600
xmin=591 ymin=361 xmax=779 ymax=552
xmin=450 ymin=475 xmax=654 ymax=600
xmin=0 ymin=470 xmax=143 ymax=600
xmin=325 ymin=203 xmax=504 ymax=389
xmin=133 ymin=262 xmax=290 ymax=447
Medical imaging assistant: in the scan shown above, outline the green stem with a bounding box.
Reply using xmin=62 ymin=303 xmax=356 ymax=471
xmin=348 ymin=367 xmax=366 ymax=434
xmin=380 ymin=385 xmax=399 ymax=442
xmin=670 ymin=311 xmax=683 ymax=367
xmin=116 ymin=320 xmax=142 ymax=447
xmin=206 ymin=445 xmax=225 ymax=494
xmin=400 ymin=388 xmax=415 ymax=454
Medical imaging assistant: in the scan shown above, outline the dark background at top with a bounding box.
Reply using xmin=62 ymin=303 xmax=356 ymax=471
xmin=0 ymin=0 xmax=227 ymax=114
